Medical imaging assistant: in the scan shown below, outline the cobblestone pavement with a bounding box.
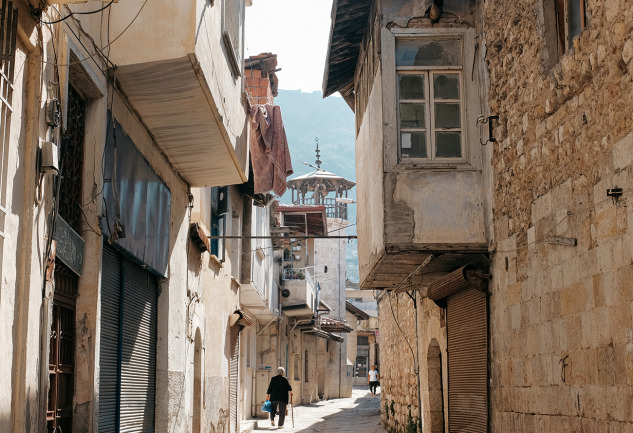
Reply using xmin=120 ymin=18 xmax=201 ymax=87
xmin=253 ymin=386 xmax=385 ymax=433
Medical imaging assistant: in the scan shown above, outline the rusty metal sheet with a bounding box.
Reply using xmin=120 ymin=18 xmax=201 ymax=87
xmin=103 ymin=115 xmax=171 ymax=277
xmin=446 ymin=288 xmax=487 ymax=432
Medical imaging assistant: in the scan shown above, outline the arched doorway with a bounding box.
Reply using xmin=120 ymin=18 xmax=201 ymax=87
xmin=193 ymin=328 xmax=202 ymax=433
xmin=427 ymin=339 xmax=445 ymax=433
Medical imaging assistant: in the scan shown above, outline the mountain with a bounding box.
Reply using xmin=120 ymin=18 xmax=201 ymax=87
xmin=275 ymin=89 xmax=359 ymax=282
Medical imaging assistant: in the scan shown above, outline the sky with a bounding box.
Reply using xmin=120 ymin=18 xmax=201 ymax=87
xmin=245 ymin=0 xmax=334 ymax=93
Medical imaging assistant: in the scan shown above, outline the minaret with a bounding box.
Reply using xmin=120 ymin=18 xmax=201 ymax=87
xmin=286 ymin=138 xmax=355 ymax=220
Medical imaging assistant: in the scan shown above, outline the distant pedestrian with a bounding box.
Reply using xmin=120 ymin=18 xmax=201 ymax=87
xmin=368 ymin=365 xmax=380 ymax=396
xmin=267 ymin=367 xmax=293 ymax=428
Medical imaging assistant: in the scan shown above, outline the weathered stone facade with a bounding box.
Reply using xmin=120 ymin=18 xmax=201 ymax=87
xmin=485 ymin=0 xmax=633 ymax=430
xmin=378 ymin=293 xmax=447 ymax=433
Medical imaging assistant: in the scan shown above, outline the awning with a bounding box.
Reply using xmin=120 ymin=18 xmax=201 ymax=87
xmin=345 ymin=301 xmax=370 ymax=320
xmin=319 ymin=317 xmax=353 ymax=333
xmin=427 ymin=265 xmax=490 ymax=301
xmin=319 ymin=299 xmax=332 ymax=313
xmin=303 ymin=328 xmax=344 ymax=343
xmin=229 ymin=309 xmax=253 ymax=329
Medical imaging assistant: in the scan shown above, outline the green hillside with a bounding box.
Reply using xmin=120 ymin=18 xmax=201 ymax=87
xmin=276 ymin=89 xmax=359 ymax=282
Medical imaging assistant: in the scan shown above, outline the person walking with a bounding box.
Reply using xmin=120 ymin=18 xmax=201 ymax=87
xmin=266 ymin=367 xmax=293 ymax=428
xmin=368 ymin=365 xmax=380 ymax=396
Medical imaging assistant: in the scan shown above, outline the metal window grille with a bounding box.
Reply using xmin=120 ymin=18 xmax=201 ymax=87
xmin=59 ymin=85 xmax=86 ymax=232
xmin=0 ymin=0 xmax=18 ymax=298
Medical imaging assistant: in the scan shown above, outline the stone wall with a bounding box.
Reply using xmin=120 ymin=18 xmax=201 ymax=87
xmin=484 ymin=0 xmax=633 ymax=430
xmin=378 ymin=292 xmax=448 ymax=433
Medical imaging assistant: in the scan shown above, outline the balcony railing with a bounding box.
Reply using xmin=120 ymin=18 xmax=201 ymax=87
xmin=298 ymin=198 xmax=348 ymax=220
xmin=283 ymin=268 xmax=305 ymax=280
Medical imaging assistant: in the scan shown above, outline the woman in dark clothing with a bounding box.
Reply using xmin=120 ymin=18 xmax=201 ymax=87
xmin=266 ymin=367 xmax=293 ymax=428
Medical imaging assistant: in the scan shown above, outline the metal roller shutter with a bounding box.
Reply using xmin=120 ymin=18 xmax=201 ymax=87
xmin=120 ymin=261 xmax=158 ymax=433
xmin=99 ymin=246 xmax=122 ymax=433
xmin=99 ymin=245 xmax=158 ymax=433
xmin=446 ymin=287 xmax=487 ymax=433
xmin=229 ymin=326 xmax=240 ymax=433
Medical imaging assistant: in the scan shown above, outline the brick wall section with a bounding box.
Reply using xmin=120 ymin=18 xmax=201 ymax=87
xmin=484 ymin=0 xmax=633 ymax=431
xmin=245 ymin=69 xmax=274 ymax=105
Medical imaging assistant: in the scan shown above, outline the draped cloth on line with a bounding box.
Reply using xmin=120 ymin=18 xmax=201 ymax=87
xmin=249 ymin=104 xmax=293 ymax=197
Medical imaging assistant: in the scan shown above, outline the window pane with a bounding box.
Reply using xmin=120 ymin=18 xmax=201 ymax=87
xmin=400 ymin=103 xmax=425 ymax=128
xmin=401 ymin=132 xmax=428 ymax=158
xmin=567 ymin=0 xmax=583 ymax=48
xmin=396 ymin=39 xmax=461 ymax=67
xmin=433 ymin=74 xmax=460 ymax=99
xmin=435 ymin=103 xmax=461 ymax=128
xmin=435 ymin=132 xmax=461 ymax=157
xmin=399 ymin=75 xmax=425 ymax=99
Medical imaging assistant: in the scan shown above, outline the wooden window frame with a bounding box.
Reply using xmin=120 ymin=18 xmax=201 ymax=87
xmin=221 ymin=0 xmax=244 ymax=78
xmin=555 ymin=0 xmax=586 ymax=56
xmin=395 ymin=37 xmax=466 ymax=164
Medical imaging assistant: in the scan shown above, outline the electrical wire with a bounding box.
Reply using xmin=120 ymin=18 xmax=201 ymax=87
xmin=35 ymin=0 xmax=148 ymax=68
xmin=388 ymin=291 xmax=417 ymax=364
xmin=41 ymin=0 xmax=115 ymax=25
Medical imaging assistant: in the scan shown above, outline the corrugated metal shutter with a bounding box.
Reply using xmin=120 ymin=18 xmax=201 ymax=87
xmin=229 ymin=326 xmax=240 ymax=433
xmin=120 ymin=260 xmax=158 ymax=433
xmin=99 ymin=246 xmax=122 ymax=433
xmin=446 ymin=287 xmax=487 ymax=433
xmin=99 ymin=245 xmax=157 ymax=433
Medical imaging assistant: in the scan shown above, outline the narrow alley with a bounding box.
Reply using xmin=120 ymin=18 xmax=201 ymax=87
xmin=5 ymin=0 xmax=633 ymax=432
xmin=252 ymin=387 xmax=385 ymax=433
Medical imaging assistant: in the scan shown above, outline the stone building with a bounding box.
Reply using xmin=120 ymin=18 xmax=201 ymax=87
xmin=286 ymin=151 xmax=357 ymax=399
xmin=346 ymin=284 xmax=380 ymax=386
xmin=485 ymin=0 xmax=633 ymax=431
xmin=323 ymin=0 xmax=491 ymax=431
xmin=0 ymin=1 xmax=298 ymax=432
xmin=324 ymin=0 xmax=633 ymax=432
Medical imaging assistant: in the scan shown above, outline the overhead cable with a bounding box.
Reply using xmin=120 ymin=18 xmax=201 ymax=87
xmin=41 ymin=0 xmax=115 ymax=25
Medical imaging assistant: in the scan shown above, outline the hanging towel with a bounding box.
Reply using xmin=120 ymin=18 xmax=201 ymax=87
xmin=249 ymin=104 xmax=293 ymax=196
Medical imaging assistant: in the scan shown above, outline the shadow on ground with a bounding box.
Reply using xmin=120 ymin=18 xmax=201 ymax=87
xmin=255 ymin=388 xmax=384 ymax=433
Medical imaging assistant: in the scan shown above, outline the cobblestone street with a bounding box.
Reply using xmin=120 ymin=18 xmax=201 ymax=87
xmin=252 ymin=387 xmax=385 ymax=433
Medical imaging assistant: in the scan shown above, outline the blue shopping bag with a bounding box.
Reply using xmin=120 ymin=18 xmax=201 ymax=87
xmin=261 ymin=400 xmax=271 ymax=413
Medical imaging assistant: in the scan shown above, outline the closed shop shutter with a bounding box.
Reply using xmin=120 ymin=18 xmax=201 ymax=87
xmin=99 ymin=246 xmax=122 ymax=433
xmin=446 ymin=287 xmax=487 ymax=433
xmin=120 ymin=260 xmax=158 ymax=433
xmin=99 ymin=245 xmax=158 ymax=433
xmin=229 ymin=326 xmax=240 ymax=433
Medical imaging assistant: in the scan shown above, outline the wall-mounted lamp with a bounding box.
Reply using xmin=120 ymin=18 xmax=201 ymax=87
xmin=477 ymin=115 xmax=500 ymax=146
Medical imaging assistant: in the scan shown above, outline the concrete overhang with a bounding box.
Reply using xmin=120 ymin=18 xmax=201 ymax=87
xmin=360 ymin=248 xmax=489 ymax=291
xmin=281 ymin=304 xmax=314 ymax=318
xmin=240 ymin=283 xmax=277 ymax=322
xmin=106 ymin=0 xmax=248 ymax=187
